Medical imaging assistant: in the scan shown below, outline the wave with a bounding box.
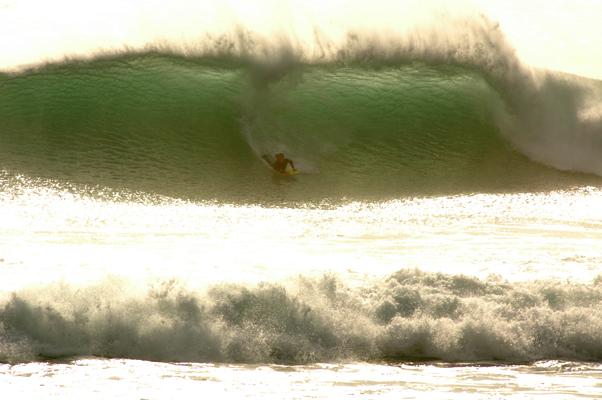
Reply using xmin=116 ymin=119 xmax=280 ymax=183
xmin=1 ymin=16 xmax=601 ymax=201
xmin=2 ymin=270 xmax=602 ymax=364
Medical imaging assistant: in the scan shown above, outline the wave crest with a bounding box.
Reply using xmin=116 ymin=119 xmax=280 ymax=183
xmin=1 ymin=14 xmax=601 ymax=200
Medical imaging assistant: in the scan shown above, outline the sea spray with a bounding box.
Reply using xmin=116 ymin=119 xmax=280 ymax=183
xmin=3 ymin=271 xmax=602 ymax=364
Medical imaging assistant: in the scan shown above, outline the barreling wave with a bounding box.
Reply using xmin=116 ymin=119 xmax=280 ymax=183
xmin=2 ymin=270 xmax=602 ymax=364
xmin=1 ymin=16 xmax=601 ymax=202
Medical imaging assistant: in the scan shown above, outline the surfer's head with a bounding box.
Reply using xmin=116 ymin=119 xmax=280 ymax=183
xmin=275 ymin=153 xmax=285 ymax=160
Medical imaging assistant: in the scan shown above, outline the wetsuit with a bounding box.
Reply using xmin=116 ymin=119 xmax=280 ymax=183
xmin=273 ymin=158 xmax=290 ymax=173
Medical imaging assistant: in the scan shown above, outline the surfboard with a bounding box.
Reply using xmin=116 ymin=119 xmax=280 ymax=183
xmin=280 ymin=166 xmax=299 ymax=176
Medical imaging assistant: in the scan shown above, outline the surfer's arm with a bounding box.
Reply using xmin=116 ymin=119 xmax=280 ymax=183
xmin=288 ymin=160 xmax=296 ymax=171
xmin=261 ymin=155 xmax=274 ymax=167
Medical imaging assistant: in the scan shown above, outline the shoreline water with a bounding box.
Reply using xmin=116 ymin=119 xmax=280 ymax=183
xmin=3 ymin=359 xmax=602 ymax=399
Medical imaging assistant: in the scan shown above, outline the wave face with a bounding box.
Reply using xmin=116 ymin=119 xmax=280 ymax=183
xmin=1 ymin=19 xmax=601 ymax=202
xmin=2 ymin=270 xmax=602 ymax=364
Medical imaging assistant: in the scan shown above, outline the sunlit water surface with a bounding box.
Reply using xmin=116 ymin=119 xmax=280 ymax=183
xmin=2 ymin=181 xmax=602 ymax=397
xmin=1 ymin=184 xmax=601 ymax=290
xmin=2 ymin=359 xmax=602 ymax=399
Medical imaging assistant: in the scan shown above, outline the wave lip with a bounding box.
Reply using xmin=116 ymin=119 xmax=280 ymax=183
xmin=2 ymin=271 xmax=602 ymax=364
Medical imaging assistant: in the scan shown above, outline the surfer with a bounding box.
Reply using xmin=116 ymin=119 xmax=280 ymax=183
xmin=262 ymin=153 xmax=297 ymax=174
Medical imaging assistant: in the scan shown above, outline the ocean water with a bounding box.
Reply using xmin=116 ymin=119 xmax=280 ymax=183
xmin=2 ymin=1 xmax=602 ymax=398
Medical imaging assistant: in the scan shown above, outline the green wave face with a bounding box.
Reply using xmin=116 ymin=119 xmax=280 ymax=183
xmin=0 ymin=54 xmax=597 ymax=203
